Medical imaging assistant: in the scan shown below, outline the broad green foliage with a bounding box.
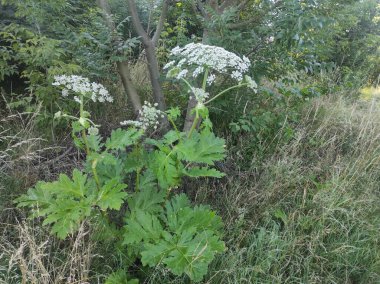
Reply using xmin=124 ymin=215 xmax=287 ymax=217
xmin=124 ymin=193 xmax=224 ymax=281
xmin=16 ymin=169 xmax=128 ymax=239
xmin=16 ymin=68 xmax=228 ymax=281
xmin=105 ymin=269 xmax=139 ymax=284
xmin=176 ymin=130 xmax=225 ymax=165
xmin=105 ymin=128 xmax=143 ymax=150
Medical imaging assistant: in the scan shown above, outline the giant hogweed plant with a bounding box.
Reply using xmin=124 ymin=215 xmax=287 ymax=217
xmin=16 ymin=43 xmax=256 ymax=282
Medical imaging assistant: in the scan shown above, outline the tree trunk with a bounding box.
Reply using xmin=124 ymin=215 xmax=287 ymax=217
xmin=127 ymin=0 xmax=169 ymax=130
xmin=183 ymin=96 xmax=198 ymax=132
xmin=144 ymin=41 xmax=167 ymax=112
xmin=116 ymin=62 xmax=142 ymax=112
xmin=97 ymin=0 xmax=142 ymax=114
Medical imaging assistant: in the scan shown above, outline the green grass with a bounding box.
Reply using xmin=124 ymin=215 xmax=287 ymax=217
xmin=2 ymin=94 xmax=380 ymax=283
xmin=145 ymin=95 xmax=380 ymax=283
xmin=207 ymin=95 xmax=380 ymax=283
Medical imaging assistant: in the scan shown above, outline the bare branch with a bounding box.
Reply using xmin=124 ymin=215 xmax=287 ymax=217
xmin=152 ymin=0 xmax=170 ymax=46
xmin=192 ymin=0 xmax=208 ymax=19
xmin=227 ymin=17 xmax=261 ymax=29
xmin=127 ymin=0 xmax=150 ymax=44
xmin=97 ymin=0 xmax=142 ymax=113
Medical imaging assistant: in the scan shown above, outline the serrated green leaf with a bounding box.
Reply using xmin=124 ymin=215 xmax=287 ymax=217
xmin=124 ymin=147 xmax=146 ymax=173
xmin=46 ymin=169 xmax=88 ymax=198
xmin=149 ymin=151 xmax=181 ymax=189
xmin=71 ymin=121 xmax=84 ymax=133
xmin=15 ymin=181 xmax=54 ymax=209
xmin=145 ymin=138 xmax=171 ymax=153
xmin=138 ymin=170 xmax=157 ymax=191
xmin=176 ymin=130 xmax=226 ymax=165
xmin=165 ymin=194 xmax=224 ymax=234
xmin=42 ymin=199 xmax=92 ymax=239
xmin=138 ymin=194 xmax=225 ymax=282
xmin=105 ymin=269 xmax=139 ymax=284
xmin=15 ymin=169 xmax=95 ymax=239
xmin=166 ymin=107 xmax=181 ymax=121
xmin=87 ymin=134 xmax=103 ymax=152
xmin=184 ymin=167 xmax=225 ymax=178
xmin=127 ymin=187 xmax=165 ymax=214
xmin=123 ymin=210 xmax=163 ymax=245
xmin=141 ymin=229 xmax=225 ymax=282
xmin=140 ymin=239 xmax=172 ymax=266
xmin=97 ymin=179 xmax=128 ymax=210
xmin=163 ymin=130 xmax=181 ymax=145
xmin=105 ymin=128 xmax=143 ymax=150
xmin=88 ymin=152 xmax=124 ymax=182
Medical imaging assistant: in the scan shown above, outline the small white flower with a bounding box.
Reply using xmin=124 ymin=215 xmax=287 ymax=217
xmin=62 ymin=89 xmax=69 ymax=97
xmin=207 ymin=74 xmax=216 ymax=86
xmin=74 ymin=96 xmax=81 ymax=103
xmin=192 ymin=66 xmax=204 ymax=78
xmin=88 ymin=126 xmax=99 ymax=136
xmin=164 ymin=43 xmax=252 ymax=83
xmin=52 ymin=75 xmax=113 ymax=103
xmin=191 ymin=87 xmax=209 ymax=105
xmin=163 ymin=60 xmax=175 ymax=69
xmin=176 ymin=69 xmax=188 ymax=79
xmin=120 ymin=101 xmax=164 ymax=131
xmin=231 ymin=70 xmax=243 ymax=81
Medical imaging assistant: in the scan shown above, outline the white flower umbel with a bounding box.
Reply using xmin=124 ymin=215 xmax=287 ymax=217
xmin=52 ymin=75 xmax=113 ymax=103
xmin=120 ymin=101 xmax=165 ymax=131
xmin=190 ymin=87 xmax=209 ymax=106
xmin=165 ymin=43 xmax=251 ymax=84
xmin=244 ymin=75 xmax=258 ymax=91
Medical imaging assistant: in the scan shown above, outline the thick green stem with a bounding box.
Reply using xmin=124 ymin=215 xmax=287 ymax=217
xmin=135 ymin=168 xmax=141 ymax=192
xmin=79 ymin=96 xmax=101 ymax=190
xmin=202 ymin=68 xmax=209 ymax=90
xmin=79 ymin=98 xmax=91 ymax=156
xmin=181 ymin=78 xmax=193 ymax=91
xmin=205 ymin=83 xmax=248 ymax=105
xmin=168 ymin=116 xmax=182 ymax=141
xmin=187 ymin=108 xmax=199 ymax=138
xmin=92 ymin=159 xmax=101 ymax=190
xmin=81 ymin=129 xmax=91 ymax=156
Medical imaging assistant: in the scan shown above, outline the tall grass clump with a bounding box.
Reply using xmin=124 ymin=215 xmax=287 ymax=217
xmin=213 ymin=95 xmax=380 ymax=283
xmin=148 ymin=94 xmax=380 ymax=283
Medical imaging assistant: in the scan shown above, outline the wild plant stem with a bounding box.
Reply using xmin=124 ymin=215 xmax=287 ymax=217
xmin=79 ymin=96 xmax=101 ymax=190
xmin=205 ymin=83 xmax=248 ymax=105
xmin=188 ymin=109 xmax=199 ymax=138
xmin=202 ymin=68 xmax=209 ymax=90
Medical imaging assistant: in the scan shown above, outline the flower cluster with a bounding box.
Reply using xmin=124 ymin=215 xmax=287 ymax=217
xmin=190 ymin=87 xmax=209 ymax=106
xmin=164 ymin=43 xmax=251 ymax=83
xmin=244 ymin=75 xmax=258 ymax=91
xmin=52 ymin=75 xmax=113 ymax=103
xmin=120 ymin=101 xmax=164 ymax=131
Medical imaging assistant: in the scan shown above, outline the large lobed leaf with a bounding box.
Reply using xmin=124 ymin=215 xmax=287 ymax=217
xmin=176 ymin=130 xmax=226 ymax=165
xmin=16 ymin=169 xmax=128 ymax=239
xmin=105 ymin=128 xmax=143 ymax=151
xmin=123 ymin=192 xmax=225 ymax=282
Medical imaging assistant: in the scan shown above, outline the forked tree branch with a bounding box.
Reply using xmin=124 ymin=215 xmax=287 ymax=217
xmin=127 ymin=0 xmax=170 ymax=46
xmin=127 ymin=0 xmax=169 ymax=128
xmin=97 ymin=0 xmax=142 ymax=113
xmin=152 ymin=0 xmax=170 ymax=46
